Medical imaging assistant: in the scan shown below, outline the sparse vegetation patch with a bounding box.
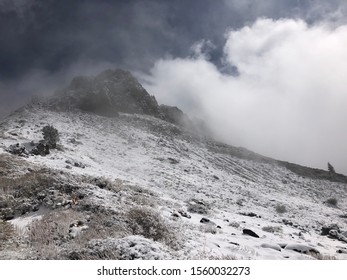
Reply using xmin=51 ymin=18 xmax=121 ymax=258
xmin=127 ymin=207 xmax=178 ymax=248
xmin=325 ymin=197 xmax=338 ymax=207
xmin=275 ymin=204 xmax=287 ymax=214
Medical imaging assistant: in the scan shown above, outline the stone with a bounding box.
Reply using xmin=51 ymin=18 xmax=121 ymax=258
xmin=321 ymin=224 xmax=340 ymax=236
xmin=31 ymin=142 xmax=50 ymax=156
xmin=200 ymin=217 xmax=211 ymax=224
xmin=284 ymin=244 xmax=320 ymax=255
xmin=6 ymin=143 xmax=28 ymax=157
xmin=167 ymin=158 xmax=179 ymax=164
xmin=243 ymin=228 xmax=259 ymax=238
xmin=329 ymin=230 xmax=347 ymax=243
xmin=261 ymin=243 xmax=282 ymax=251
xmin=177 ymin=209 xmax=191 ymax=219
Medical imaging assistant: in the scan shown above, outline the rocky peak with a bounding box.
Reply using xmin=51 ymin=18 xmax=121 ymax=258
xmin=48 ymin=69 xmax=161 ymax=117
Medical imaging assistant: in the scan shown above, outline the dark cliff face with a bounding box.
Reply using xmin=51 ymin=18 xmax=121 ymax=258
xmin=49 ymin=69 xmax=161 ymax=117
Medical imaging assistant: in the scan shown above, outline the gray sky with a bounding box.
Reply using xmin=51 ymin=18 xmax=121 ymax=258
xmin=1 ymin=0 xmax=346 ymax=173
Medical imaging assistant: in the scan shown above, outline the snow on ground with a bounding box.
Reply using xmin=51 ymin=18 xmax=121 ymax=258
xmin=1 ymin=106 xmax=347 ymax=259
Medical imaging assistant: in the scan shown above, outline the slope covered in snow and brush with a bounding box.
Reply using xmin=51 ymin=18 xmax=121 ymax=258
xmin=1 ymin=69 xmax=347 ymax=260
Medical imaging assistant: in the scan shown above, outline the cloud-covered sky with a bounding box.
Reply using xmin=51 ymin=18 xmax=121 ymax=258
xmin=1 ymin=0 xmax=346 ymax=173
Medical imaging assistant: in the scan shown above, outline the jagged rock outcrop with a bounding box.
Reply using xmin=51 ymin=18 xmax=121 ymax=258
xmin=48 ymin=69 xmax=161 ymax=117
xmin=45 ymin=69 xmax=192 ymax=127
xmin=159 ymin=105 xmax=190 ymax=126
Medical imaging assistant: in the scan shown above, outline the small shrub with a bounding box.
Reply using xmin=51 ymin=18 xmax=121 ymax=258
xmin=275 ymin=204 xmax=287 ymax=214
xmin=200 ymin=224 xmax=218 ymax=235
xmin=127 ymin=207 xmax=177 ymax=248
xmin=42 ymin=125 xmax=60 ymax=148
xmin=326 ymin=198 xmax=338 ymax=207
xmin=187 ymin=200 xmax=209 ymax=215
xmin=262 ymin=226 xmax=283 ymax=233
xmin=0 ymin=220 xmax=14 ymax=244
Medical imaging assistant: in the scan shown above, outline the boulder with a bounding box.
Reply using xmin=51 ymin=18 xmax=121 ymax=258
xmin=329 ymin=230 xmax=347 ymax=243
xmin=200 ymin=217 xmax=211 ymax=224
xmin=284 ymin=244 xmax=320 ymax=256
xmin=243 ymin=228 xmax=260 ymax=238
xmin=6 ymin=143 xmax=28 ymax=157
xmin=321 ymin=224 xmax=340 ymax=236
xmin=31 ymin=142 xmax=50 ymax=156
xmin=261 ymin=243 xmax=282 ymax=251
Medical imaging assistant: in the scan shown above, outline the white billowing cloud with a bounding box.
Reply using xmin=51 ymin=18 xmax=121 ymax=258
xmin=141 ymin=18 xmax=347 ymax=173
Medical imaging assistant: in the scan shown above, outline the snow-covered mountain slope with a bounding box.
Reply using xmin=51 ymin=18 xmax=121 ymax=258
xmin=1 ymin=105 xmax=347 ymax=260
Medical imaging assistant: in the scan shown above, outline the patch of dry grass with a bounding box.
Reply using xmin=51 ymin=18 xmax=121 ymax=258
xmin=0 ymin=221 xmax=15 ymax=245
xmin=262 ymin=226 xmax=283 ymax=233
xmin=127 ymin=206 xmax=179 ymax=249
xmin=275 ymin=204 xmax=287 ymax=214
xmin=27 ymin=209 xmax=84 ymax=259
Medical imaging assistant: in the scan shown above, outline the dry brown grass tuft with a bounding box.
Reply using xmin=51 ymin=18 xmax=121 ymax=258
xmin=127 ymin=207 xmax=179 ymax=249
xmin=27 ymin=209 xmax=84 ymax=259
xmin=0 ymin=221 xmax=15 ymax=245
xmin=275 ymin=204 xmax=287 ymax=214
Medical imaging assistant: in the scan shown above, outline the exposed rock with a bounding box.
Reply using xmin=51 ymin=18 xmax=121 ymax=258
xmin=278 ymin=243 xmax=288 ymax=249
xmin=329 ymin=230 xmax=347 ymax=243
xmin=159 ymin=105 xmax=190 ymax=126
xmin=261 ymin=243 xmax=282 ymax=251
xmin=337 ymin=249 xmax=347 ymax=254
xmin=31 ymin=142 xmax=50 ymax=156
xmin=282 ymin=219 xmax=294 ymax=226
xmin=321 ymin=224 xmax=340 ymax=236
xmin=73 ymin=161 xmax=85 ymax=168
xmin=200 ymin=217 xmax=211 ymax=224
xmin=69 ymin=221 xmax=88 ymax=238
xmin=171 ymin=212 xmax=180 ymax=218
xmin=167 ymin=158 xmax=179 ymax=164
xmin=284 ymin=244 xmax=320 ymax=256
xmin=48 ymin=69 xmax=161 ymax=117
xmin=6 ymin=143 xmax=28 ymax=157
xmin=239 ymin=212 xmax=261 ymax=218
xmin=243 ymin=228 xmax=260 ymax=238
xmin=177 ymin=209 xmax=191 ymax=219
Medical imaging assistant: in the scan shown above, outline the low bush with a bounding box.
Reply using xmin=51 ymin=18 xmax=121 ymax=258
xmin=0 ymin=220 xmax=14 ymax=244
xmin=262 ymin=226 xmax=283 ymax=233
xmin=326 ymin=198 xmax=338 ymax=207
xmin=127 ymin=207 xmax=177 ymax=248
xmin=275 ymin=204 xmax=287 ymax=214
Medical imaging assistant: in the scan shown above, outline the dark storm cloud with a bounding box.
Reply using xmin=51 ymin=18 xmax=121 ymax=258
xmin=2 ymin=0 xmax=346 ymax=81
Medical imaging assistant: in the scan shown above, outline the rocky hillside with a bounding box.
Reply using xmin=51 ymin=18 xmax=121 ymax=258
xmin=1 ymin=69 xmax=347 ymax=260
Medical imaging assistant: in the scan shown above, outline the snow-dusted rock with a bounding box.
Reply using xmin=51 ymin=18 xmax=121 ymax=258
xmin=261 ymin=243 xmax=282 ymax=251
xmin=284 ymin=244 xmax=320 ymax=255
